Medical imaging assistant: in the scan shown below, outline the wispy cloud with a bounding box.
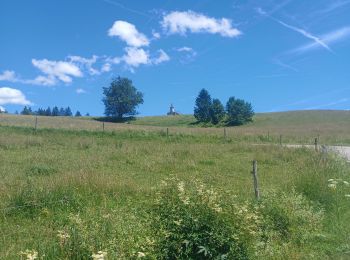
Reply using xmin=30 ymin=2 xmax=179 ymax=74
xmin=101 ymin=0 xmax=151 ymax=18
xmin=269 ymin=87 xmax=350 ymax=111
xmin=276 ymin=20 xmax=333 ymax=53
xmin=176 ymin=46 xmax=197 ymax=63
xmin=314 ymin=0 xmax=350 ymax=15
xmin=76 ymin=88 xmax=87 ymax=94
xmin=257 ymin=7 xmax=333 ymax=53
xmin=273 ymin=59 xmax=298 ymax=72
xmin=306 ymin=98 xmax=349 ymax=110
xmin=292 ymin=26 xmax=350 ymax=54
xmin=153 ymin=49 xmax=170 ymax=65
xmin=256 ymin=74 xmax=289 ymax=79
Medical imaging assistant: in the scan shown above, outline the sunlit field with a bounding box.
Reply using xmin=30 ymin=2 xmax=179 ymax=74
xmin=0 ymin=119 xmax=350 ymax=258
xmin=1 ymin=110 xmax=350 ymax=145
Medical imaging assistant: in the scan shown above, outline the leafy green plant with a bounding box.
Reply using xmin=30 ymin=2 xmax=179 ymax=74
xmin=151 ymin=178 xmax=250 ymax=259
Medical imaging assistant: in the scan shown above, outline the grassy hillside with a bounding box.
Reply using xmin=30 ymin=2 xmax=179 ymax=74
xmin=1 ymin=110 xmax=350 ymax=145
xmin=130 ymin=114 xmax=196 ymax=127
xmin=0 ymin=125 xmax=349 ymax=258
xmin=131 ymin=110 xmax=350 ymax=128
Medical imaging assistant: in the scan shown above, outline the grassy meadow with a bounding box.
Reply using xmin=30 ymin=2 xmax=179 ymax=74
xmin=0 ymin=112 xmax=350 ymax=258
xmin=1 ymin=110 xmax=350 ymax=145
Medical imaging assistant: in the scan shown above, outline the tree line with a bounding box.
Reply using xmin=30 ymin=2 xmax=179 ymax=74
xmin=4 ymin=77 xmax=254 ymax=127
xmin=20 ymin=106 xmax=88 ymax=117
xmin=101 ymin=77 xmax=254 ymax=126
xmin=194 ymin=89 xmax=254 ymax=126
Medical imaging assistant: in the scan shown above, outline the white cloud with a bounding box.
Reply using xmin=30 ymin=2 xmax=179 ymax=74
xmin=0 ymin=56 xmax=104 ymax=86
xmin=32 ymin=58 xmax=83 ymax=84
xmin=101 ymin=63 xmax=112 ymax=72
xmin=293 ymin=26 xmax=350 ymax=53
xmin=0 ymin=70 xmax=17 ymax=82
xmin=108 ymin=20 xmax=149 ymax=47
xmin=28 ymin=75 xmax=57 ymax=86
xmin=0 ymin=87 xmax=31 ymax=105
xmin=0 ymin=105 xmax=5 ymax=112
xmin=68 ymin=55 xmax=99 ymax=75
xmin=177 ymin=46 xmax=194 ymax=52
xmin=122 ymin=47 xmax=150 ymax=67
xmin=153 ymin=49 xmax=170 ymax=64
xmin=176 ymin=46 xmax=197 ymax=63
xmin=161 ymin=11 xmax=241 ymax=37
xmin=76 ymin=88 xmax=86 ymax=94
xmin=107 ymin=48 xmax=169 ymax=71
xmin=152 ymin=30 xmax=161 ymax=39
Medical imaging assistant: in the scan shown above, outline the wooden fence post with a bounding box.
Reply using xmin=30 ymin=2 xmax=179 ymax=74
xmin=166 ymin=127 xmax=169 ymax=137
xmin=314 ymin=137 xmax=318 ymax=152
xmin=279 ymin=135 xmax=282 ymax=146
xmin=102 ymin=122 xmax=105 ymax=132
xmin=252 ymin=160 xmax=260 ymax=199
xmin=35 ymin=116 xmax=38 ymax=131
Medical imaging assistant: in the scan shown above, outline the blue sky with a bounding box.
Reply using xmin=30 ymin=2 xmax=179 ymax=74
xmin=1 ymin=0 xmax=350 ymax=116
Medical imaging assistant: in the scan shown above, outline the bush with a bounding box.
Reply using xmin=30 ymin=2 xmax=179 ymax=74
xmin=150 ymin=178 xmax=325 ymax=259
xmin=151 ymin=178 xmax=251 ymax=259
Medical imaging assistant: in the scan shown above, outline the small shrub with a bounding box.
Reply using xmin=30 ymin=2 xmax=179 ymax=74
xmin=150 ymin=179 xmax=325 ymax=259
xmin=151 ymin=178 xmax=250 ymax=259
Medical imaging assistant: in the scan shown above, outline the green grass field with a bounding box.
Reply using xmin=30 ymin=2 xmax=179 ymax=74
xmin=0 ymin=111 xmax=350 ymax=259
xmin=1 ymin=110 xmax=350 ymax=145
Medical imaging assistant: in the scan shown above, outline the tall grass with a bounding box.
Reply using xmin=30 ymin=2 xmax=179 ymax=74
xmin=2 ymin=110 xmax=350 ymax=145
xmin=0 ymin=125 xmax=349 ymax=258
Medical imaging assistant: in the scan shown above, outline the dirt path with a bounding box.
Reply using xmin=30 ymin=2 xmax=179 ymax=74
xmin=327 ymin=146 xmax=350 ymax=161
xmin=286 ymin=144 xmax=350 ymax=162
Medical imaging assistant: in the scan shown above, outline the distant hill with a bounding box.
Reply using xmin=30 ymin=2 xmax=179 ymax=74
xmin=130 ymin=110 xmax=350 ymax=128
xmin=1 ymin=110 xmax=349 ymax=145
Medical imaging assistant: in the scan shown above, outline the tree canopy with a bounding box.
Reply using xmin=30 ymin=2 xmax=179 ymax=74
xmin=102 ymin=76 xmax=144 ymax=119
xmin=194 ymin=89 xmax=212 ymax=123
xmin=226 ymin=97 xmax=254 ymax=126
xmin=210 ymin=98 xmax=225 ymax=125
xmin=193 ymin=89 xmax=254 ymax=126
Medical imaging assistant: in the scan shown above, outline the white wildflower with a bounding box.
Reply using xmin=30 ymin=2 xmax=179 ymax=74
xmin=137 ymin=251 xmax=146 ymax=258
xmin=177 ymin=181 xmax=185 ymax=193
xmin=174 ymin=220 xmax=182 ymax=226
xmin=345 ymin=194 xmax=350 ymax=198
xmin=19 ymin=249 xmax=38 ymax=260
xmin=328 ymin=183 xmax=336 ymax=189
xmin=92 ymin=251 xmax=107 ymax=260
xmin=57 ymin=230 xmax=70 ymax=245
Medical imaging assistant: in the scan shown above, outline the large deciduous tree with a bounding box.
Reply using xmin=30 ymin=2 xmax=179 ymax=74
xmin=102 ymin=77 xmax=144 ymax=119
